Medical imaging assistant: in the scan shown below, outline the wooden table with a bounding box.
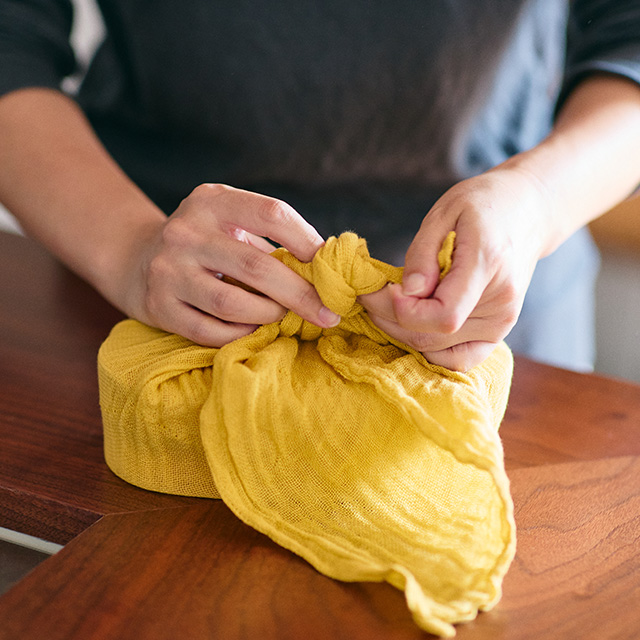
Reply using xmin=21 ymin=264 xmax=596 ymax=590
xmin=1 ymin=230 xmax=639 ymax=640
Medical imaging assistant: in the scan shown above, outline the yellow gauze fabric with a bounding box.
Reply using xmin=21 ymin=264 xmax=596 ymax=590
xmin=98 ymin=232 xmax=516 ymax=637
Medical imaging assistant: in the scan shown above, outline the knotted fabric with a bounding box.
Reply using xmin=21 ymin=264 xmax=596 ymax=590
xmin=98 ymin=232 xmax=515 ymax=637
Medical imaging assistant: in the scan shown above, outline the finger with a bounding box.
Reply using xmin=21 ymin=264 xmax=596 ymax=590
xmin=212 ymin=185 xmax=325 ymax=262
xmin=392 ymin=242 xmax=489 ymax=334
xmin=211 ymin=236 xmax=341 ymax=328
xmin=366 ymin=308 xmax=500 ymax=370
xmin=422 ymin=341 xmax=498 ymax=372
xmin=162 ymin=300 xmax=259 ymax=348
xmin=180 ymin=271 xmax=287 ymax=325
xmin=358 ymin=285 xmax=398 ymax=323
xmin=366 ymin=310 xmax=503 ymax=353
xmin=229 ymin=227 xmax=277 ymax=254
xmin=401 ymin=211 xmax=452 ymax=298
xmin=245 ymin=232 xmax=277 ymax=253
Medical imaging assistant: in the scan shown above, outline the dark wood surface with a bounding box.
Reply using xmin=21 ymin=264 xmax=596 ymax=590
xmin=1 ymin=230 xmax=639 ymax=639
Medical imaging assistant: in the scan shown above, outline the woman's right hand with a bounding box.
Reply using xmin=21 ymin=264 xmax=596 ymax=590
xmin=118 ymin=183 xmax=341 ymax=346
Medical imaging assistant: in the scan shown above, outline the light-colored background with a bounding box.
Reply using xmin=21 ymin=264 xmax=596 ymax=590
xmin=1 ymin=0 xmax=639 ymax=383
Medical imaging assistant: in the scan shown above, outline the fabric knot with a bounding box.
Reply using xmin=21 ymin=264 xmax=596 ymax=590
xmin=311 ymin=233 xmax=395 ymax=317
xmin=276 ymin=231 xmax=455 ymax=320
xmin=275 ymin=232 xmax=400 ymax=320
xmin=274 ymin=231 xmax=454 ymax=329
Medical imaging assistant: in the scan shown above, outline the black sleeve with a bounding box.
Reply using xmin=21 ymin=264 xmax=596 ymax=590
xmin=0 ymin=0 xmax=76 ymax=98
xmin=560 ymin=0 xmax=640 ymax=105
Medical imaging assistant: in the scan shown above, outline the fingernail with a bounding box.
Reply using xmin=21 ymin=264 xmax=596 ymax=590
xmin=318 ymin=306 xmax=341 ymax=328
xmin=402 ymin=273 xmax=427 ymax=296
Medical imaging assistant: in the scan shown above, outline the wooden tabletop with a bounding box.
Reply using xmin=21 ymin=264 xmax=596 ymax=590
xmin=0 ymin=230 xmax=639 ymax=640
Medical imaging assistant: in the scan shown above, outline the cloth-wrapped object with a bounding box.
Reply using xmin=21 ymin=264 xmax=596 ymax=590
xmin=98 ymin=232 xmax=515 ymax=637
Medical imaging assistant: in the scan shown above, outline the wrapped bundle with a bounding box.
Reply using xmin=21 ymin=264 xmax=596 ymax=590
xmin=98 ymin=232 xmax=515 ymax=637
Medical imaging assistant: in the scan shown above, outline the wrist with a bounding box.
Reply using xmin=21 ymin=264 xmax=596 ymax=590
xmin=500 ymin=75 xmax=640 ymax=257
xmin=87 ymin=205 xmax=166 ymax=318
xmin=487 ymin=152 xmax=564 ymax=259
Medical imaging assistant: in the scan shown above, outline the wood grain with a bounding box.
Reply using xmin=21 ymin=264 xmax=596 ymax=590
xmin=503 ymin=359 xmax=640 ymax=470
xmin=1 ymin=457 xmax=638 ymax=640
xmin=456 ymin=456 xmax=640 ymax=640
xmin=0 ymin=504 xmax=424 ymax=640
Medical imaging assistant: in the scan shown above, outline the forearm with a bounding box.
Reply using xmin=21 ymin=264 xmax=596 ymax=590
xmin=503 ymin=74 xmax=640 ymax=257
xmin=0 ymin=88 xmax=166 ymax=311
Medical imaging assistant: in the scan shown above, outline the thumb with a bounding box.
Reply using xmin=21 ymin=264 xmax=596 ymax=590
xmin=402 ymin=216 xmax=453 ymax=298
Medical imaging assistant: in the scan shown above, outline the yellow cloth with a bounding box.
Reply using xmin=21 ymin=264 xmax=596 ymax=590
xmin=98 ymin=232 xmax=516 ymax=637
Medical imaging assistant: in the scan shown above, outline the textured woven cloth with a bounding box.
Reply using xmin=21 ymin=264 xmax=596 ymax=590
xmin=98 ymin=232 xmax=515 ymax=637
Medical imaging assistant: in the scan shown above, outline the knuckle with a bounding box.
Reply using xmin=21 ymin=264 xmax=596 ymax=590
xmin=502 ymin=302 xmax=520 ymax=328
xmin=145 ymin=253 xmax=171 ymax=288
xmin=492 ymin=281 xmax=522 ymax=329
xmin=435 ymin=311 xmax=463 ymax=335
xmin=258 ymin=198 xmax=295 ymax=227
xmin=426 ymin=349 xmax=467 ymax=372
xmin=161 ymin=214 xmax=194 ymax=249
xmin=186 ymin=184 xmax=210 ymax=204
xmin=450 ymin=342 xmax=497 ymax=372
xmin=292 ymin=282 xmax=321 ymax=312
xmin=498 ymin=276 xmax=519 ymax=304
xmin=185 ymin=316 xmax=215 ymax=347
xmin=189 ymin=182 xmax=228 ymax=202
xmin=209 ymin=286 xmax=238 ymax=317
xmin=447 ymin=355 xmax=470 ymax=372
xmin=238 ymin=248 xmax=269 ymax=280
xmin=176 ymin=183 xmax=230 ymax=225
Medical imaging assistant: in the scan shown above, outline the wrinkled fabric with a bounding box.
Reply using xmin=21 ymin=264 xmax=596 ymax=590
xmin=98 ymin=232 xmax=515 ymax=637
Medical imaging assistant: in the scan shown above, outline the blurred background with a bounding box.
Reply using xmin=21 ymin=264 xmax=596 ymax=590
xmin=1 ymin=0 xmax=638 ymax=383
